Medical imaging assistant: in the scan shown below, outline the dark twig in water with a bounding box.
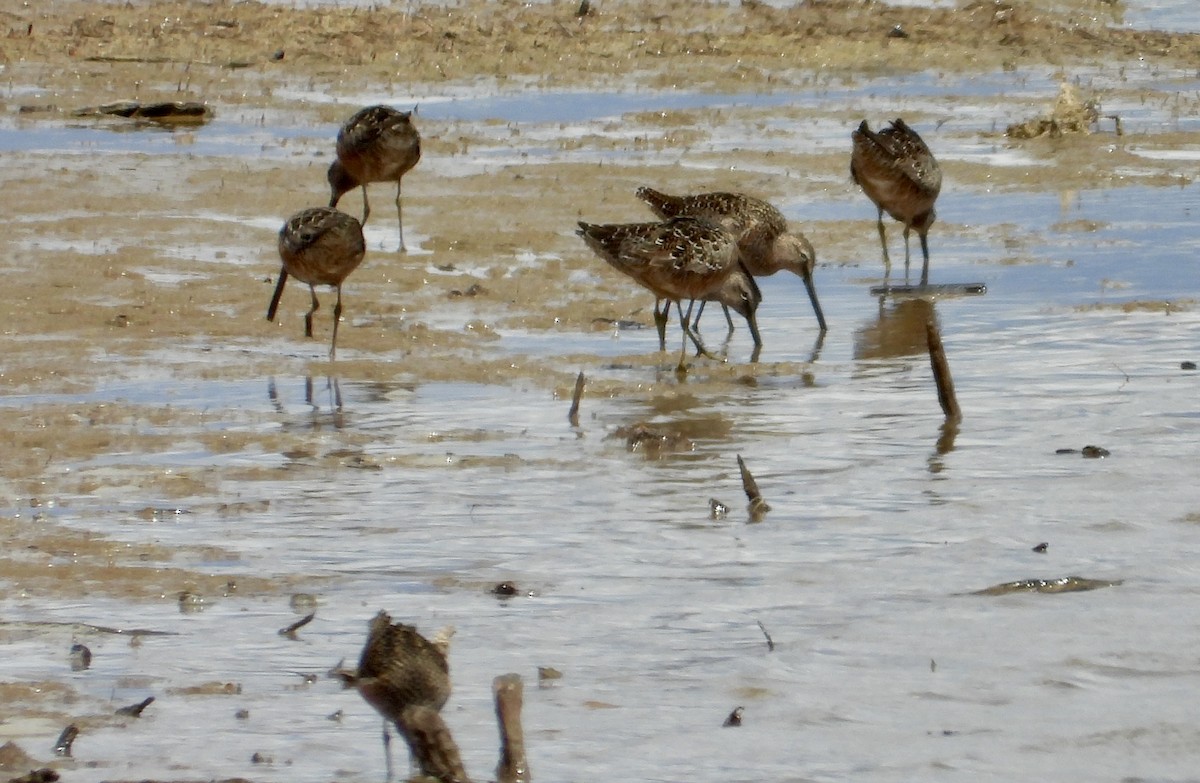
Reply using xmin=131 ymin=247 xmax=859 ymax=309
xmin=925 ymin=318 xmax=961 ymax=421
xmin=755 ymin=619 xmax=775 ymax=652
xmin=53 ymin=724 xmax=78 ymax=757
xmin=494 ymin=674 xmax=530 ymax=783
xmin=279 ymin=611 xmax=315 ymax=639
xmin=736 ymin=454 xmax=770 ymax=521
xmin=723 ymin=706 xmax=744 ymax=727
xmin=115 ymin=696 xmax=155 ymax=717
xmin=567 ymin=371 xmax=585 ymax=426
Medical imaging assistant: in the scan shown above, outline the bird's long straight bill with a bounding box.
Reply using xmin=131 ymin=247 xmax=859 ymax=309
xmin=803 ymin=272 xmax=827 ymax=332
xmin=266 ymin=267 xmax=289 ymax=321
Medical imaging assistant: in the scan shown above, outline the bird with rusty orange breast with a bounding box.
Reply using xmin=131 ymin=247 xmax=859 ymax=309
xmin=328 ymin=105 xmax=421 ymax=253
xmin=577 ymin=216 xmax=740 ymax=372
xmin=267 ymin=206 xmax=365 ymax=358
xmin=635 ymin=187 xmax=826 ymax=335
xmin=850 ymin=118 xmax=942 ymax=284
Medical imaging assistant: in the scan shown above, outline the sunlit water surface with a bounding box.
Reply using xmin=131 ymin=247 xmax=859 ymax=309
xmin=3 ymin=14 xmax=1200 ymax=783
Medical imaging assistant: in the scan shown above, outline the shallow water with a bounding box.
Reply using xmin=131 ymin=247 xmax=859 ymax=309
xmin=3 ymin=14 xmax=1200 ymax=783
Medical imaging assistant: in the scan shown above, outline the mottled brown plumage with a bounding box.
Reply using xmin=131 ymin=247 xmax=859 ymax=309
xmin=267 ymin=206 xmax=366 ymax=358
xmin=577 ymin=216 xmax=740 ymax=371
xmin=850 ymin=118 xmax=942 ymax=283
xmin=340 ymin=612 xmax=454 ymax=780
xmin=636 ymin=187 xmax=826 ymax=333
xmin=328 ymin=105 xmax=422 ymax=252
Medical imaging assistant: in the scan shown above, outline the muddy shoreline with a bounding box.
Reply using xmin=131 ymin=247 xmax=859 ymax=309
xmin=2 ymin=1 xmax=1198 ymax=778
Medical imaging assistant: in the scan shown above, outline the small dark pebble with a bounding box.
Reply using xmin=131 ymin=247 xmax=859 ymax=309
xmin=235 ymin=709 xmax=250 ymax=720
xmin=1081 ymin=445 xmax=1110 ymax=458
xmin=887 ymin=24 xmax=909 ymax=38
xmin=537 ymin=666 xmax=563 ymax=683
xmin=723 ymin=706 xmax=744 ymax=727
xmin=271 ymin=49 xmax=285 ymax=61
xmin=1032 ymin=542 xmax=1049 ymax=553
xmin=492 ymin=581 xmax=519 ymax=597
xmin=327 ymin=710 xmax=343 ymax=722
xmin=69 ymin=643 xmax=92 ymax=671
xmin=1181 ymin=361 xmax=1196 ymax=370
xmin=251 ymin=752 xmax=273 ymax=764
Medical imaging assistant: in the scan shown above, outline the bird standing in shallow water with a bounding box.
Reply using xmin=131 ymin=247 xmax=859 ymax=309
xmin=850 ymin=118 xmax=942 ymax=284
xmin=339 ymin=611 xmax=457 ymax=781
xmin=328 ymin=105 xmax=421 ymax=253
xmin=267 ymin=206 xmax=365 ymax=358
xmin=577 ymin=216 xmax=740 ymax=372
xmin=635 ymin=187 xmax=827 ymax=335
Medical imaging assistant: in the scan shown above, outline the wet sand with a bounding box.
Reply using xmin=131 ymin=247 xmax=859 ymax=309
xmin=1 ymin=0 xmax=1199 ymax=778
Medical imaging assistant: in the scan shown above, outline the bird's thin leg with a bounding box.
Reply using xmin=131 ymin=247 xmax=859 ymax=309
xmin=902 ymin=225 xmax=913 ymax=281
xmin=680 ymin=301 xmax=722 ymax=360
xmin=305 ymin=285 xmax=319 ymax=338
xmin=360 ymin=185 xmax=372 ymax=226
xmin=395 ymin=179 xmax=407 ymax=254
xmin=266 ymin=267 xmax=289 ymax=322
xmin=875 ymin=207 xmax=891 ymax=278
xmin=653 ymin=298 xmax=669 ymax=351
xmin=919 ymin=230 xmax=932 ymax=287
xmin=719 ymin=303 xmax=735 ymax=336
xmin=382 ymin=720 xmax=394 ymax=782
xmin=676 ymin=300 xmax=692 ymax=374
xmin=329 ymin=285 xmax=343 ymax=360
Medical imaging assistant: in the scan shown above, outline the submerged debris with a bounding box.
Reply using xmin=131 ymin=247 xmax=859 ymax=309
xmin=115 ymin=696 xmax=155 ymax=717
xmin=709 ymin=498 xmax=729 ymax=519
xmin=971 ymin=576 xmax=1122 ymax=596
xmin=567 ymin=371 xmax=585 ymax=427
xmin=723 ymin=706 xmax=744 ymax=727
xmin=278 ymin=612 xmax=315 ymax=639
xmin=52 ymin=725 xmax=77 ymax=757
xmin=1006 ymin=83 xmax=1118 ymax=139
xmin=1055 ymin=445 xmax=1111 ymax=458
xmin=736 ymin=455 xmax=770 ymax=521
xmin=1032 ymin=542 xmax=1049 ymax=553
xmin=72 ymin=100 xmax=213 ymax=126
xmin=611 ymin=422 xmax=694 ymax=457
xmin=68 ymin=643 xmax=91 ymax=671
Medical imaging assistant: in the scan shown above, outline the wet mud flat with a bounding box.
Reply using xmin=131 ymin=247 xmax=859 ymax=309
xmin=2 ymin=1 xmax=1200 ymax=781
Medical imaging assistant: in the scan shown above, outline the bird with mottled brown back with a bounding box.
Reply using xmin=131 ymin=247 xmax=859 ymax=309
xmin=338 ymin=611 xmax=454 ymax=780
xmin=635 ymin=187 xmax=826 ymax=333
xmin=267 ymin=206 xmax=365 ymax=358
xmin=850 ymin=118 xmax=942 ymax=284
xmin=577 ymin=216 xmax=740 ymax=372
xmin=328 ymin=105 xmax=421 ymax=253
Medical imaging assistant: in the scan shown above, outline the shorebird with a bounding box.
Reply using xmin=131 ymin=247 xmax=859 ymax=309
xmin=577 ymin=216 xmax=740 ymax=372
xmin=267 ymin=207 xmax=366 ymax=358
xmin=328 ymin=105 xmax=422 ymax=253
xmin=850 ymin=118 xmax=942 ymax=284
xmin=636 ymin=187 xmax=827 ymax=334
xmin=338 ymin=611 xmax=454 ymax=781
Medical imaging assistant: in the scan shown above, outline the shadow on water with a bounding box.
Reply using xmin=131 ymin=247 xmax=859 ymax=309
xmin=854 ymin=297 xmax=937 ymax=362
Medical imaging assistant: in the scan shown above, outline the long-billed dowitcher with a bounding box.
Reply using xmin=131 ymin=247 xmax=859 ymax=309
xmin=850 ymin=118 xmax=942 ymax=284
xmin=339 ymin=611 xmax=453 ymax=780
xmin=328 ymin=105 xmax=421 ymax=253
xmin=577 ymin=216 xmax=740 ymax=372
xmin=266 ymin=206 xmax=366 ymax=358
xmin=636 ymin=187 xmax=827 ymax=333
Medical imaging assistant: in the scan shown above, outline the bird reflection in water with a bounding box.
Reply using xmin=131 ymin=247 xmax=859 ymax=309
xmin=267 ymin=376 xmax=346 ymax=429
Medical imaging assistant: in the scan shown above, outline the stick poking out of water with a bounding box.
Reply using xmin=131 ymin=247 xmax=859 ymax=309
xmin=567 ymin=371 xmax=585 ymax=427
xmin=494 ymin=674 xmax=530 ymax=783
xmin=925 ymin=318 xmax=961 ymax=421
xmin=736 ymin=455 xmax=770 ymax=522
